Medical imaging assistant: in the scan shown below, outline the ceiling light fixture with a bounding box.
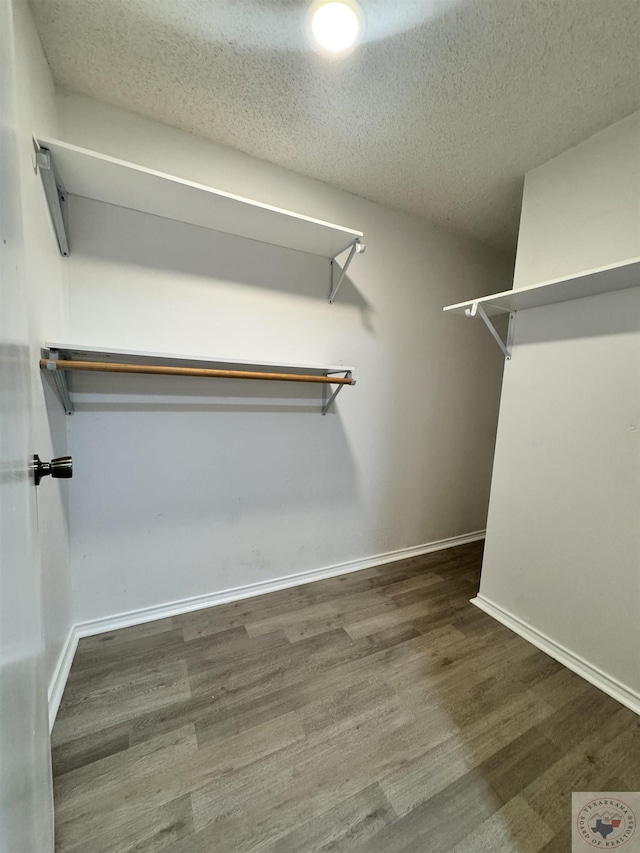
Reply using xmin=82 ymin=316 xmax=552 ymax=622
xmin=310 ymin=1 xmax=362 ymax=54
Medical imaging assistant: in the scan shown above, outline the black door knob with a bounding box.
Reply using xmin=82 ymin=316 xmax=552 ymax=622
xmin=33 ymin=455 xmax=73 ymax=486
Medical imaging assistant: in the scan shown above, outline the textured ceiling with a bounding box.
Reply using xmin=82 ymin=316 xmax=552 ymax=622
xmin=29 ymin=0 xmax=640 ymax=252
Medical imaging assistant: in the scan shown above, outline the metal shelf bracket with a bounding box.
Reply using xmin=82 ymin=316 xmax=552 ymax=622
xmin=322 ymin=371 xmax=355 ymax=414
xmin=42 ymin=350 xmax=74 ymax=414
xmin=329 ymin=239 xmax=366 ymax=303
xmin=36 ymin=147 xmax=70 ymax=257
xmin=465 ymin=302 xmax=515 ymax=359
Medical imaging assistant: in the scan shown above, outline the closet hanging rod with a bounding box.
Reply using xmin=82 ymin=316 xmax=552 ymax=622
xmin=40 ymin=359 xmax=355 ymax=385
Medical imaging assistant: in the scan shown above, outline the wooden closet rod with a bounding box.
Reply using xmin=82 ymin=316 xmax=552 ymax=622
xmin=40 ymin=359 xmax=354 ymax=385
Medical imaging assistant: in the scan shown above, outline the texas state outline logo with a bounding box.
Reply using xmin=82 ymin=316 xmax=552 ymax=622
xmin=573 ymin=793 xmax=637 ymax=849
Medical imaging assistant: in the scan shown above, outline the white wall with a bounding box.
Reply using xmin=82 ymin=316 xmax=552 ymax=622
xmin=54 ymin=92 xmax=510 ymax=625
xmin=479 ymin=112 xmax=640 ymax=710
xmin=514 ymin=111 xmax=640 ymax=287
xmin=14 ymin=1 xmax=72 ymax=703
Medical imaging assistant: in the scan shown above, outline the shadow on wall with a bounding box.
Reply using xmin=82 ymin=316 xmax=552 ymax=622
xmin=511 ymin=288 xmax=640 ymax=347
xmin=67 ymin=195 xmax=371 ymax=313
xmin=66 ymin=376 xmax=361 ymax=537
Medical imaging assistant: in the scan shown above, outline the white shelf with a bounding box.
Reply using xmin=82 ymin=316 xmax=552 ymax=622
xmin=41 ymin=343 xmax=355 ymax=416
xmin=443 ymin=257 xmax=640 ymax=317
xmin=43 ymin=343 xmax=354 ymax=376
xmin=36 ymin=138 xmax=364 ymax=259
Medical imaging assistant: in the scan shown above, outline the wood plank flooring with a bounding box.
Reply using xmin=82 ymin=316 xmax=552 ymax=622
xmin=52 ymin=542 xmax=640 ymax=852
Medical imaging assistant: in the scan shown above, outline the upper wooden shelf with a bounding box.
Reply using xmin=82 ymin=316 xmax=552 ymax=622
xmin=36 ymin=137 xmax=364 ymax=259
xmin=443 ymin=258 xmax=640 ymax=317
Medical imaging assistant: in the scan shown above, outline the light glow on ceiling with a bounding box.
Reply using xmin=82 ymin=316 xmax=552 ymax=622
xmin=310 ymin=2 xmax=362 ymax=54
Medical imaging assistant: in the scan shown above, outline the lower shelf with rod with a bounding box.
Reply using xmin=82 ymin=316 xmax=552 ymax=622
xmin=40 ymin=343 xmax=355 ymax=416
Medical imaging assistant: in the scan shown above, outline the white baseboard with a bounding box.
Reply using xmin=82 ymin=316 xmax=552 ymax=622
xmin=74 ymin=531 xmax=485 ymax=640
xmin=47 ymin=627 xmax=79 ymax=732
xmin=47 ymin=530 xmax=484 ymax=727
xmin=472 ymin=595 xmax=640 ymax=717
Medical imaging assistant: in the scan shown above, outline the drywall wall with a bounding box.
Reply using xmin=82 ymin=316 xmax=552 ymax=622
xmin=514 ymin=111 xmax=640 ymax=287
xmin=55 ymin=91 xmax=511 ymax=625
xmin=479 ymin=112 xmax=640 ymax=709
xmin=14 ymin=2 xmax=72 ymax=705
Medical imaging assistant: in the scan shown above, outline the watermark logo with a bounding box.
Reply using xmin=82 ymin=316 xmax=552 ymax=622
xmin=572 ymin=792 xmax=638 ymax=849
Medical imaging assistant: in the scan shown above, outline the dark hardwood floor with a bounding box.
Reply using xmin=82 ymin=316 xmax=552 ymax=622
xmin=52 ymin=542 xmax=640 ymax=852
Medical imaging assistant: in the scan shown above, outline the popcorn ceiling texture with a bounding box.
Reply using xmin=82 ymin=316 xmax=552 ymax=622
xmin=29 ymin=0 xmax=640 ymax=252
